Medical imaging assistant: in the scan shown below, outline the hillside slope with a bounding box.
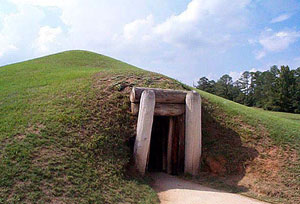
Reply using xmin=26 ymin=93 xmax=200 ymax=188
xmin=198 ymin=91 xmax=299 ymax=203
xmin=0 ymin=50 xmax=299 ymax=203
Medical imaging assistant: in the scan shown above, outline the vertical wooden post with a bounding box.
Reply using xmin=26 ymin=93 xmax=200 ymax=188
xmin=185 ymin=91 xmax=202 ymax=176
xmin=172 ymin=117 xmax=179 ymax=175
xmin=167 ymin=117 xmax=174 ymax=174
xmin=177 ymin=114 xmax=185 ymax=174
xmin=134 ymin=90 xmax=155 ymax=175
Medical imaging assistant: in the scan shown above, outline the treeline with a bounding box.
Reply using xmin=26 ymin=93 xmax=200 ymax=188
xmin=196 ymin=65 xmax=300 ymax=113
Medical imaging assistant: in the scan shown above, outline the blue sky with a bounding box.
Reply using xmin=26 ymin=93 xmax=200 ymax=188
xmin=0 ymin=0 xmax=300 ymax=84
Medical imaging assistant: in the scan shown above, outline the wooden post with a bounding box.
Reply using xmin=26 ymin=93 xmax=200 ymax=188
xmin=167 ymin=117 xmax=174 ymax=174
xmin=177 ymin=114 xmax=185 ymax=174
xmin=133 ymin=90 xmax=155 ymax=175
xmin=172 ymin=117 xmax=179 ymax=175
xmin=185 ymin=91 xmax=201 ymax=176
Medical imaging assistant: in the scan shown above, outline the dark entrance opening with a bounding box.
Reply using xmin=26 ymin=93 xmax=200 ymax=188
xmin=148 ymin=116 xmax=169 ymax=172
xmin=148 ymin=115 xmax=185 ymax=175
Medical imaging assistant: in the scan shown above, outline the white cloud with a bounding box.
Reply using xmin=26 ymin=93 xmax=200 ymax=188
xmin=9 ymin=0 xmax=62 ymax=6
xmin=106 ymin=0 xmax=253 ymax=77
xmin=0 ymin=0 xmax=256 ymax=85
xmin=259 ymin=29 xmax=300 ymax=52
xmin=153 ymin=0 xmax=250 ymax=47
xmin=0 ymin=37 xmax=18 ymax=57
xmin=3 ymin=0 xmax=299 ymax=85
xmin=229 ymin=71 xmax=243 ymax=81
xmin=114 ymin=0 xmax=251 ymax=51
xmin=0 ymin=4 xmax=45 ymax=59
xmin=7 ymin=0 xmax=158 ymax=49
xmin=122 ymin=15 xmax=154 ymax=41
xmin=271 ymin=14 xmax=291 ymax=23
xmin=254 ymin=28 xmax=300 ymax=59
xmin=34 ymin=26 xmax=62 ymax=52
xmin=4 ymin=0 xmax=252 ymax=54
xmin=255 ymin=50 xmax=266 ymax=59
xmin=249 ymin=68 xmax=258 ymax=72
xmin=229 ymin=68 xmax=263 ymax=81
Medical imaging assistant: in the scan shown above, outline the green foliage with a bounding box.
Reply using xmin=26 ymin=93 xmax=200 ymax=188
xmin=215 ymin=74 xmax=233 ymax=100
xmin=195 ymin=77 xmax=216 ymax=93
xmin=196 ymin=65 xmax=300 ymax=113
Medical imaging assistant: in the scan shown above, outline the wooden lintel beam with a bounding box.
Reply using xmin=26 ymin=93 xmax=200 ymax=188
xmin=130 ymin=87 xmax=188 ymax=104
xmin=131 ymin=103 xmax=185 ymax=116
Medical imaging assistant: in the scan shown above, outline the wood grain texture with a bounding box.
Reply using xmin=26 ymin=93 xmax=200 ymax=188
xmin=131 ymin=103 xmax=185 ymax=116
xmin=177 ymin=114 xmax=185 ymax=174
xmin=171 ymin=117 xmax=179 ymax=175
xmin=133 ymin=90 xmax=155 ymax=175
xmin=130 ymin=87 xmax=188 ymax=104
xmin=185 ymin=91 xmax=202 ymax=176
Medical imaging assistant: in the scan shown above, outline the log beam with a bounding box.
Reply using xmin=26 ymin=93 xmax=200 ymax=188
xmin=133 ymin=90 xmax=155 ymax=175
xmin=185 ymin=91 xmax=202 ymax=176
xmin=130 ymin=87 xmax=187 ymax=104
xmin=131 ymin=103 xmax=185 ymax=116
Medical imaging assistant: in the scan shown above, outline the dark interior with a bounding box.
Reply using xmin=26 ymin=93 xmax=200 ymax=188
xmin=147 ymin=115 xmax=185 ymax=175
xmin=148 ymin=116 xmax=169 ymax=172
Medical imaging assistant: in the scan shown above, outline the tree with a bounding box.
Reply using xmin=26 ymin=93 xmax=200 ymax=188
xmin=277 ymin=66 xmax=295 ymax=112
xmin=251 ymin=71 xmax=263 ymax=107
xmin=195 ymin=77 xmax=216 ymax=93
xmin=292 ymin=67 xmax=300 ymax=113
xmin=237 ymin=71 xmax=253 ymax=105
xmin=215 ymin=74 xmax=234 ymax=100
xmin=260 ymin=67 xmax=280 ymax=111
xmin=195 ymin=65 xmax=300 ymax=114
xmin=231 ymin=82 xmax=244 ymax=103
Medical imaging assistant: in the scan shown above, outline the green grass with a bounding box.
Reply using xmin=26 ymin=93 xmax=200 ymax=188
xmin=0 ymin=50 xmax=299 ymax=203
xmin=197 ymin=90 xmax=300 ymax=151
xmin=267 ymin=110 xmax=300 ymax=121
xmin=0 ymin=50 xmax=160 ymax=203
xmin=194 ymin=89 xmax=299 ymax=204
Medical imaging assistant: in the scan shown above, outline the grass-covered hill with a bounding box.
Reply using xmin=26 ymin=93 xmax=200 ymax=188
xmin=0 ymin=50 xmax=299 ymax=203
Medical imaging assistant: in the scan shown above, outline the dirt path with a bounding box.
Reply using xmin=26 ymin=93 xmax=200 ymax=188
xmin=151 ymin=173 xmax=268 ymax=204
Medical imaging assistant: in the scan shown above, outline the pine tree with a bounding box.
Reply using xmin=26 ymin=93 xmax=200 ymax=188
xmin=195 ymin=65 xmax=300 ymax=114
xmin=277 ymin=66 xmax=295 ymax=112
xmin=292 ymin=67 xmax=300 ymax=113
xmin=237 ymin=71 xmax=253 ymax=105
xmin=215 ymin=74 xmax=234 ymax=100
xmin=196 ymin=77 xmax=216 ymax=93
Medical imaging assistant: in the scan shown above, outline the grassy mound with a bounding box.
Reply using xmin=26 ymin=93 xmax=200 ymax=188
xmin=0 ymin=50 xmax=299 ymax=203
xmin=198 ymin=91 xmax=299 ymax=203
xmin=0 ymin=50 xmax=186 ymax=203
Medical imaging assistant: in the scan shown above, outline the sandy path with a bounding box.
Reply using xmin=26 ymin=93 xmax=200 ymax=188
xmin=151 ymin=173 xmax=268 ymax=204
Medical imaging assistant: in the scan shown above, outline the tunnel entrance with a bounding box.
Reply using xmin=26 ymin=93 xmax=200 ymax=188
xmin=147 ymin=115 xmax=185 ymax=175
xmin=148 ymin=116 xmax=169 ymax=172
xmin=131 ymin=87 xmax=202 ymax=176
